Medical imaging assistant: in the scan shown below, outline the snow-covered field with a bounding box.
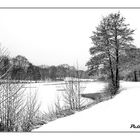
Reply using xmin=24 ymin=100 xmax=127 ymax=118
xmin=33 ymin=81 xmax=140 ymax=131
xmin=24 ymin=81 xmax=106 ymax=113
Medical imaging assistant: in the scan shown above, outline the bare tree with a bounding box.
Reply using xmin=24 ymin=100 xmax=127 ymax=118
xmin=0 ymin=46 xmax=46 ymax=132
xmin=63 ymin=67 xmax=90 ymax=111
xmin=0 ymin=81 xmax=25 ymax=131
xmin=21 ymin=89 xmax=41 ymax=132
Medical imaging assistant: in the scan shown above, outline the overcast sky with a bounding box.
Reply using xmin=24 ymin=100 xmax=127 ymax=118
xmin=0 ymin=9 xmax=139 ymax=70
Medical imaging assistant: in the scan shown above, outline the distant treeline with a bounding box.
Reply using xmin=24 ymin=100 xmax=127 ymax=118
xmin=0 ymin=55 xmax=89 ymax=81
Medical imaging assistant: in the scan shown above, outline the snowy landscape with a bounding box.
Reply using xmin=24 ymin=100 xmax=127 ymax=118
xmin=31 ymin=81 xmax=140 ymax=131
xmin=0 ymin=10 xmax=140 ymax=132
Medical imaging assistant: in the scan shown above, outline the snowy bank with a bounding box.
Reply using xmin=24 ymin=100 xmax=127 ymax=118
xmin=33 ymin=81 xmax=140 ymax=131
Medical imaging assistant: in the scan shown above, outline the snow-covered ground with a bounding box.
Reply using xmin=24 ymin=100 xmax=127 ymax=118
xmin=33 ymin=81 xmax=140 ymax=131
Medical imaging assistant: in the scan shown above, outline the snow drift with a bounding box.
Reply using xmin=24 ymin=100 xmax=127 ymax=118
xmin=33 ymin=81 xmax=140 ymax=131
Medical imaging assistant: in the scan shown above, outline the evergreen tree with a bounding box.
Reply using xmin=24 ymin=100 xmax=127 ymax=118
xmin=86 ymin=12 xmax=135 ymax=94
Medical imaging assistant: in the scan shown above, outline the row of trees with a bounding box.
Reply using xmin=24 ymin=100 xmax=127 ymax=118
xmin=39 ymin=64 xmax=89 ymax=81
xmin=0 ymin=55 xmax=89 ymax=82
xmin=86 ymin=12 xmax=139 ymax=95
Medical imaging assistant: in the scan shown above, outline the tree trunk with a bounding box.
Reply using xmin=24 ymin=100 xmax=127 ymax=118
xmin=115 ymin=26 xmax=120 ymax=92
xmin=115 ymin=48 xmax=119 ymax=89
xmin=107 ymin=49 xmax=115 ymax=87
xmin=106 ymin=38 xmax=115 ymax=87
xmin=134 ymin=70 xmax=137 ymax=81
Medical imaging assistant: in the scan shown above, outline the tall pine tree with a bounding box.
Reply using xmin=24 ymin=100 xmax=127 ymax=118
xmin=87 ymin=12 xmax=135 ymax=94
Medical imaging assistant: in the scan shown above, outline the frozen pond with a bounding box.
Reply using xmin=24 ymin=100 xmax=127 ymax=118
xmin=24 ymin=81 xmax=106 ymax=113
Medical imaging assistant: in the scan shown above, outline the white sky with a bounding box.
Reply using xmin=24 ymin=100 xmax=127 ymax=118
xmin=0 ymin=0 xmax=140 ymax=7
xmin=0 ymin=9 xmax=139 ymax=70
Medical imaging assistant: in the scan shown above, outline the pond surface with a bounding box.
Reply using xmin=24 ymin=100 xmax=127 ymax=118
xmin=24 ymin=81 xmax=106 ymax=113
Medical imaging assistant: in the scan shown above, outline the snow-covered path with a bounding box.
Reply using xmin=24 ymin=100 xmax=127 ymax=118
xmin=33 ymin=81 xmax=140 ymax=131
